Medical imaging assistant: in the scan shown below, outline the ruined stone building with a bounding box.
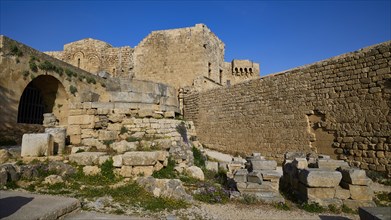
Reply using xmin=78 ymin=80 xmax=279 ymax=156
xmin=0 ymin=23 xmax=390 ymax=175
xmin=45 ymin=24 xmax=260 ymax=90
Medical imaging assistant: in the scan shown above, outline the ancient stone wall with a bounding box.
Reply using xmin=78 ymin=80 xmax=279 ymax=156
xmin=183 ymin=41 xmax=391 ymax=174
xmin=46 ymin=38 xmax=133 ymax=77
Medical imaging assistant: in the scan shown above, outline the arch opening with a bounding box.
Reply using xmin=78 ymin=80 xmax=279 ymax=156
xmin=17 ymin=75 xmax=69 ymax=126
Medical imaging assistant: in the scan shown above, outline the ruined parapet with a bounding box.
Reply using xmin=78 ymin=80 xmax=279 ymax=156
xmin=281 ymin=152 xmax=376 ymax=209
xmin=232 ymin=153 xmax=284 ymax=203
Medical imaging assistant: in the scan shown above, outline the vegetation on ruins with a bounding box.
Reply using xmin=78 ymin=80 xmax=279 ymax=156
xmin=9 ymin=44 xmax=23 ymax=57
xmin=69 ymin=85 xmax=78 ymax=95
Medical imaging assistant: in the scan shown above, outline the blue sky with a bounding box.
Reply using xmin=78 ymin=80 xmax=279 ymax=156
xmin=1 ymin=1 xmax=390 ymax=76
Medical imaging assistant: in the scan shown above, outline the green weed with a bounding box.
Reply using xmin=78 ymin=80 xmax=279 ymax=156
xmin=299 ymin=202 xmax=325 ymax=213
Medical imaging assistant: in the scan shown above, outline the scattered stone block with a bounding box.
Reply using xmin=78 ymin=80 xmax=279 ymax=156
xmin=205 ymin=161 xmax=218 ymax=172
xmin=137 ymin=177 xmax=192 ymax=201
xmin=132 ymin=166 xmax=154 ymax=176
xmin=260 ymin=170 xmax=282 ymax=183
xmin=359 ymin=207 xmax=391 ymax=220
xmin=83 ymin=166 xmax=101 ymax=176
xmin=316 ymin=159 xmax=349 ymax=170
xmin=185 ymin=166 xmax=204 ymax=181
xmin=234 ymin=169 xmax=248 ymax=183
xmin=69 ymin=152 xmax=106 ymax=166
xmin=298 ymin=183 xmax=336 ymax=200
xmin=218 ymin=162 xmax=228 ymax=172
xmin=339 ymin=167 xmax=372 ymax=185
xmin=292 ymin=158 xmax=308 ymax=169
xmin=111 ymin=140 xmax=137 ymax=153
xmin=0 ymin=149 xmax=11 ymax=164
xmin=251 ymin=160 xmax=277 ymax=171
xmin=45 ymin=127 xmax=66 ymax=155
xmin=122 ymin=151 xmax=165 ymax=166
xmin=21 ymin=133 xmax=54 ymax=157
xmin=299 ymin=168 xmax=342 ymax=187
xmin=163 ymin=111 xmax=175 ymax=119
xmin=247 ymin=171 xmax=263 ymax=184
xmin=285 ymin=152 xmax=306 ymax=160
xmin=340 ymin=182 xmax=374 ymax=201
xmin=43 ymin=175 xmax=64 ymax=185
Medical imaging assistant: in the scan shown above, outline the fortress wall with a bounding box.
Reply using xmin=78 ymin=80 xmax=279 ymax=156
xmin=184 ymin=41 xmax=391 ymax=173
xmin=133 ymin=24 xmax=225 ymax=89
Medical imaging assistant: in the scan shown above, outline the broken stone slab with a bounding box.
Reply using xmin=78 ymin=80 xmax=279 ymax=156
xmin=21 ymin=133 xmax=54 ymax=157
xmin=247 ymin=171 xmax=263 ymax=184
xmin=43 ymin=175 xmax=64 ymax=185
xmin=299 ymin=168 xmax=342 ymax=188
xmin=137 ymin=176 xmax=193 ymax=201
xmin=250 ymin=160 xmax=277 ymax=171
xmin=233 ymin=169 xmax=248 ymax=183
xmin=285 ymin=152 xmax=306 ymax=160
xmin=339 ymin=167 xmax=373 ymax=185
xmin=316 ymin=159 xmax=349 ymax=170
xmin=122 ymin=151 xmax=168 ymax=166
xmin=359 ymin=207 xmax=391 ymax=220
xmin=260 ymin=170 xmax=282 ymax=182
xmin=68 ymin=152 xmax=107 ymax=166
xmin=45 ymin=127 xmax=66 ymax=155
xmin=340 ymin=182 xmax=374 ymax=201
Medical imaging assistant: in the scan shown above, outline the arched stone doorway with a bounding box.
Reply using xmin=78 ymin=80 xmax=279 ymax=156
xmin=17 ymin=75 xmax=69 ymax=126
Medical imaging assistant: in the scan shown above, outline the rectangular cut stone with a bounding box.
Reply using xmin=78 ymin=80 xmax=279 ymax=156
xmin=132 ymin=166 xmax=154 ymax=176
xmin=205 ymin=161 xmax=218 ymax=172
xmin=335 ymin=186 xmax=351 ymax=200
xmin=298 ymin=183 xmax=336 ymax=200
xmin=340 ymin=182 xmax=374 ymax=201
xmin=299 ymin=168 xmax=342 ymax=187
xmin=233 ymin=169 xmax=248 ymax=183
xmin=339 ymin=167 xmax=372 ymax=185
xmin=21 ymin=133 xmax=54 ymax=157
xmin=68 ymin=115 xmax=94 ymax=125
xmin=122 ymin=151 xmax=160 ymax=166
xmin=260 ymin=170 xmax=282 ymax=183
xmin=98 ymin=130 xmax=117 ymax=141
xmin=68 ymin=152 xmax=107 ymax=166
xmin=112 ymin=155 xmax=123 ymax=167
xmin=292 ymin=158 xmax=308 ymax=169
xmin=251 ymin=160 xmax=277 ymax=170
xmin=343 ymin=199 xmax=376 ymax=210
xmin=247 ymin=172 xmax=263 ymax=184
xmin=316 ymin=159 xmax=349 ymax=170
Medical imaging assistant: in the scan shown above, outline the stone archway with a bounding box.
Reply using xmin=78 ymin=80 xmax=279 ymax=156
xmin=17 ymin=75 xmax=69 ymax=126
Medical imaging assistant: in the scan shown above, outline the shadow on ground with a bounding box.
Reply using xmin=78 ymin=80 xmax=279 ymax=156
xmin=0 ymin=196 xmax=34 ymax=218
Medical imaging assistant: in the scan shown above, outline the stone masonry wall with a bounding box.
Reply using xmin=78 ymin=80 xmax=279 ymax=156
xmin=183 ymin=41 xmax=391 ymax=174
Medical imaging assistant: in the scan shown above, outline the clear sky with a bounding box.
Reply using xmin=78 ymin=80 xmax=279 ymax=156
xmin=1 ymin=0 xmax=390 ymax=76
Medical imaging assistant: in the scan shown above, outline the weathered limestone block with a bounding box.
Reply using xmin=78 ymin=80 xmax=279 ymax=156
xmin=335 ymin=186 xmax=351 ymax=200
xmin=251 ymin=160 xmax=277 ymax=171
xmin=43 ymin=113 xmax=57 ymax=127
xmin=43 ymin=175 xmax=63 ymax=185
xmin=83 ymin=166 xmax=101 ymax=176
xmin=234 ymin=169 xmax=248 ymax=183
xmin=154 ymin=161 xmax=164 ymax=171
xmin=292 ymin=158 xmax=308 ymax=170
xmin=69 ymin=152 xmax=107 ymax=166
xmin=0 ymin=149 xmax=11 ymax=164
xmin=138 ymin=109 xmax=154 ymax=118
xmin=298 ymin=183 xmax=336 ymax=200
xmin=45 ymin=127 xmax=66 ymax=155
xmin=111 ymin=140 xmax=137 ymax=153
xmin=340 ymin=182 xmax=374 ymax=201
xmin=299 ymin=169 xmax=342 ymax=187
xmin=70 ymin=146 xmax=91 ymax=154
xmin=339 ymin=167 xmax=372 ymax=185
xmin=260 ymin=170 xmax=282 ymax=183
xmin=21 ymin=133 xmax=54 ymax=157
xmin=120 ymin=166 xmax=133 ymax=177
xmin=133 ymin=166 xmax=154 ymax=176
xmin=247 ymin=171 xmax=263 ymax=184
xmin=164 ymin=111 xmax=175 ymax=119
xmin=112 ymin=155 xmax=123 ymax=167
xmin=98 ymin=155 xmax=110 ymax=165
xmin=185 ymin=166 xmax=204 ymax=181
xmin=98 ymin=130 xmax=117 ymax=141
xmin=137 ymin=177 xmax=192 ymax=201
xmin=285 ymin=152 xmax=306 ymax=161
xmin=122 ymin=151 xmax=167 ymax=166
xmin=107 ymin=123 xmax=122 ymax=131
xmin=316 ymin=159 xmax=349 ymax=170
xmin=343 ymin=199 xmax=376 ymax=210
xmin=205 ymin=161 xmax=218 ymax=172
xmin=68 ymin=115 xmax=94 ymax=126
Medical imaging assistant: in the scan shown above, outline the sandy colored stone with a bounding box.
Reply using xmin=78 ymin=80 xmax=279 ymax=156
xmin=299 ymin=168 xmax=342 ymax=188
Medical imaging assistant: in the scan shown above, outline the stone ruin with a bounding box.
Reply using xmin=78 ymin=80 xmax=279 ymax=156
xmin=281 ymin=152 xmax=376 ymax=209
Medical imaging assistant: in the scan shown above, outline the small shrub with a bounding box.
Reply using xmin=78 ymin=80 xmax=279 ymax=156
xmin=5 ymin=181 xmax=19 ymax=189
xmin=100 ymin=158 xmax=115 ymax=180
xmin=69 ymin=85 xmax=77 ymax=95
xmin=275 ymin=202 xmax=290 ymax=211
xmin=120 ymin=126 xmax=128 ymax=135
xmin=328 ymin=204 xmax=340 ymax=213
xmin=193 ymin=182 xmax=229 ymax=204
xmin=29 ymin=61 xmax=38 ymax=72
xmin=192 ymin=146 xmax=205 ymax=169
xmin=38 ymin=60 xmax=55 ymax=71
xmin=152 ymin=157 xmax=177 ymax=179
xmin=86 ymin=76 xmax=96 ymax=84
xmin=299 ymin=202 xmax=325 ymax=213
xmin=65 ymin=69 xmax=74 ymax=77
xmin=10 ymin=44 xmax=23 ymax=57
xmin=240 ymin=194 xmax=259 ymax=205
xmin=341 ymin=204 xmax=357 ymax=214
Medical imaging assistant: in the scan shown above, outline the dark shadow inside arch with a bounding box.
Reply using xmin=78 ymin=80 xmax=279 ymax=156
xmin=17 ymin=75 xmax=67 ymax=125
